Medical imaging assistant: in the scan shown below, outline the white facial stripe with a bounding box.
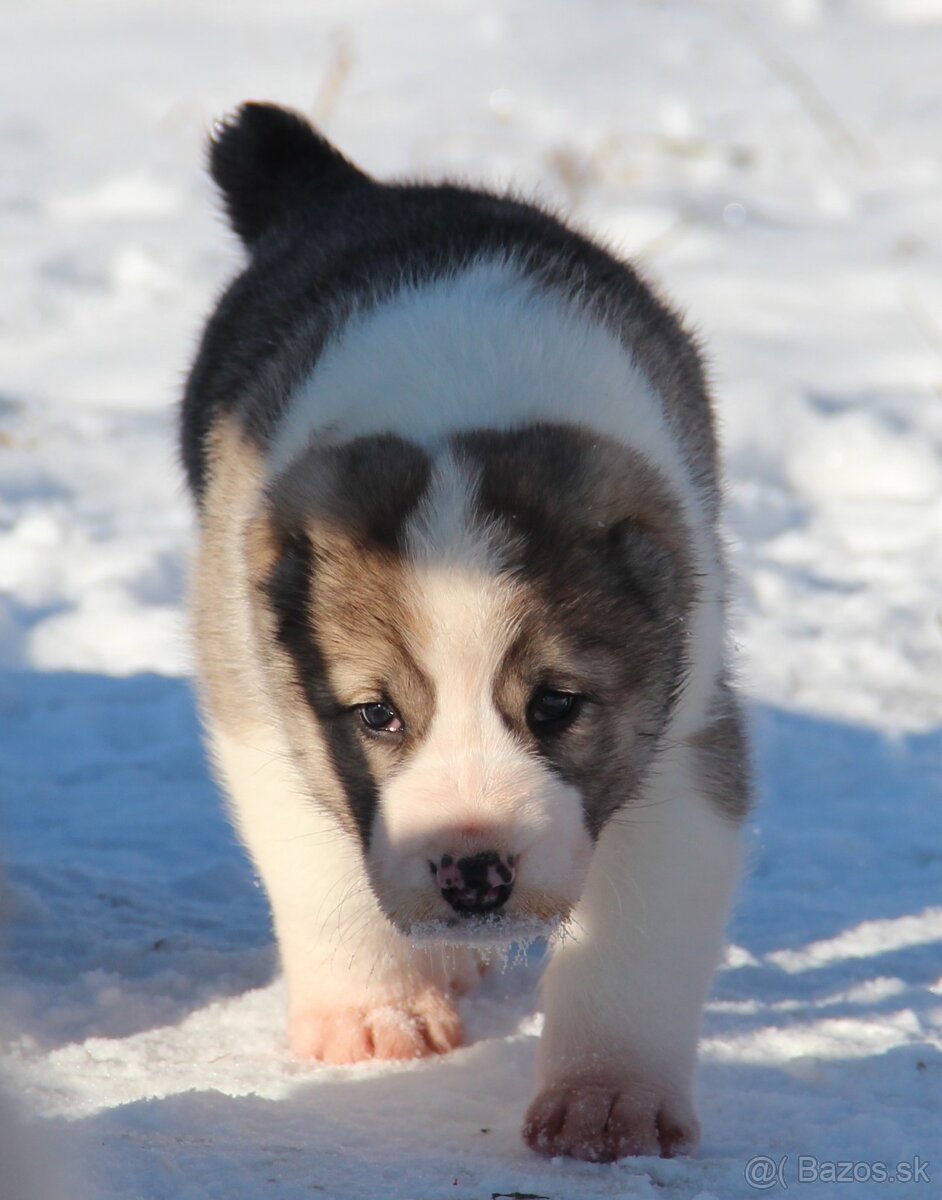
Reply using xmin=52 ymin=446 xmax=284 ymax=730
xmin=404 ymin=450 xmax=518 ymax=782
xmin=400 ymin=451 xmax=523 ymax=822
xmin=404 ymin=464 xmax=521 ymax=827
xmin=405 ymin=447 xmax=507 ymax=574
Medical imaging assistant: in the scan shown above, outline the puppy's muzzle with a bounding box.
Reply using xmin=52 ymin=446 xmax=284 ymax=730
xmin=430 ymin=851 xmax=516 ymax=916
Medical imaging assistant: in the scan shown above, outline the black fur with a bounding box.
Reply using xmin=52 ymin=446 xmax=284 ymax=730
xmin=264 ymin=532 xmax=381 ymax=846
xmin=182 ymin=104 xmax=715 ymax=508
xmin=209 ymin=102 xmax=369 ymax=248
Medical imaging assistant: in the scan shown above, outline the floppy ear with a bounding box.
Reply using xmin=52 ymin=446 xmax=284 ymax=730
xmin=208 ymin=101 xmax=372 ymax=248
xmin=606 ymin=516 xmax=680 ymax=622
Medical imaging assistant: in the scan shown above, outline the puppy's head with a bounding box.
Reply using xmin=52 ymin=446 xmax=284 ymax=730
xmin=249 ymin=424 xmax=693 ymax=940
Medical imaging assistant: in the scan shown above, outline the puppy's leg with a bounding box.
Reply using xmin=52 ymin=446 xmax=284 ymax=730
xmin=210 ymin=721 xmax=478 ymax=1063
xmin=524 ymin=741 xmax=744 ymax=1161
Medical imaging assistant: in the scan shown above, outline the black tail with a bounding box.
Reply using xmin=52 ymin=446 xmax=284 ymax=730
xmin=208 ymin=102 xmax=371 ymax=248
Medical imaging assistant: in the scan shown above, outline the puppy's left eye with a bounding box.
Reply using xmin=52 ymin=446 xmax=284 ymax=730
xmin=527 ymin=689 xmax=582 ymax=734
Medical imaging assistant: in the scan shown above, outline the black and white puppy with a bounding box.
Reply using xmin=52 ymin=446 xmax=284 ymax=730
xmin=181 ymin=103 xmax=750 ymax=1163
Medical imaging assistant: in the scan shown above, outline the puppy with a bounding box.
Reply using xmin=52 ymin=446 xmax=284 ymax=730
xmin=181 ymin=103 xmax=749 ymax=1163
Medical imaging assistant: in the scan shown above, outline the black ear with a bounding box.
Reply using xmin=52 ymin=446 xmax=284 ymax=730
xmin=208 ymin=102 xmax=371 ymax=248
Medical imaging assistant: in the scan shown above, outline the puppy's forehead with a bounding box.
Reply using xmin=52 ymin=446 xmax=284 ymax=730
xmin=270 ymin=424 xmax=683 ymax=691
xmin=400 ymin=448 xmax=525 ymax=684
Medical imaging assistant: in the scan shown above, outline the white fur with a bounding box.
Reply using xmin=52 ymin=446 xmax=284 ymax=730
xmin=203 ymin=259 xmax=743 ymax=1151
xmin=209 ymin=722 xmax=481 ymax=1035
xmin=406 ymin=444 xmax=506 ymax=572
xmin=523 ymin=740 xmax=743 ymax=1158
xmin=537 ymin=740 xmax=743 ymax=1093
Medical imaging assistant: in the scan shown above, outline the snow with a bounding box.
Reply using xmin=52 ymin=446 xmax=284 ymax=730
xmin=2 ymin=1 xmax=941 ymax=1196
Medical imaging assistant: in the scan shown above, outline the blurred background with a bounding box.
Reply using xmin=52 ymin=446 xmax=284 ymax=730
xmin=3 ymin=0 xmax=941 ymax=723
xmin=1 ymin=3 xmax=941 ymax=1197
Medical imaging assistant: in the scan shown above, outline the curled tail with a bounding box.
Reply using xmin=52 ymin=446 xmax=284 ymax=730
xmin=208 ymin=102 xmax=371 ymax=249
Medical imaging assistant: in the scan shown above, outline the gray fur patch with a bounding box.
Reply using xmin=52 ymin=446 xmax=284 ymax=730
xmin=685 ymin=684 xmax=753 ymax=822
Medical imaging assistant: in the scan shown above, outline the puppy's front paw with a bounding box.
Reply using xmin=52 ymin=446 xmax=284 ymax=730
xmin=290 ymin=986 xmax=463 ymax=1065
xmin=523 ymin=1075 xmax=699 ymax=1162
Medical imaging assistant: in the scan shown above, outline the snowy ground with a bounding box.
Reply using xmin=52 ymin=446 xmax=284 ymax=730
xmin=2 ymin=1 xmax=941 ymax=1197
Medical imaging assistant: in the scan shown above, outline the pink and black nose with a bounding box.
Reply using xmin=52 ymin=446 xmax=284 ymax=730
xmin=431 ymin=851 xmax=515 ymax=916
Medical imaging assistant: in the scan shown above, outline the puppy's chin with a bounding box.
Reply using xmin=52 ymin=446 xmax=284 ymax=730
xmin=406 ymin=912 xmax=569 ymax=949
xmin=372 ymin=884 xmax=577 ymax=948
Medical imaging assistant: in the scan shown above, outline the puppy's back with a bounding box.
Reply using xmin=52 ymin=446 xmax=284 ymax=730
xmin=182 ymin=103 xmax=717 ymax=515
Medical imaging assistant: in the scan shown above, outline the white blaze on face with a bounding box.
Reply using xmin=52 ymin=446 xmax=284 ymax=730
xmin=367 ymin=453 xmax=594 ymax=931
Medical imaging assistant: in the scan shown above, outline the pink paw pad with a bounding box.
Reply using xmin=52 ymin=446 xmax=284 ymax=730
xmin=290 ymin=989 xmax=464 ymax=1065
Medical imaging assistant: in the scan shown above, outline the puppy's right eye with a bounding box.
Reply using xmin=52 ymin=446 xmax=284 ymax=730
xmin=358 ymin=702 xmax=404 ymax=734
